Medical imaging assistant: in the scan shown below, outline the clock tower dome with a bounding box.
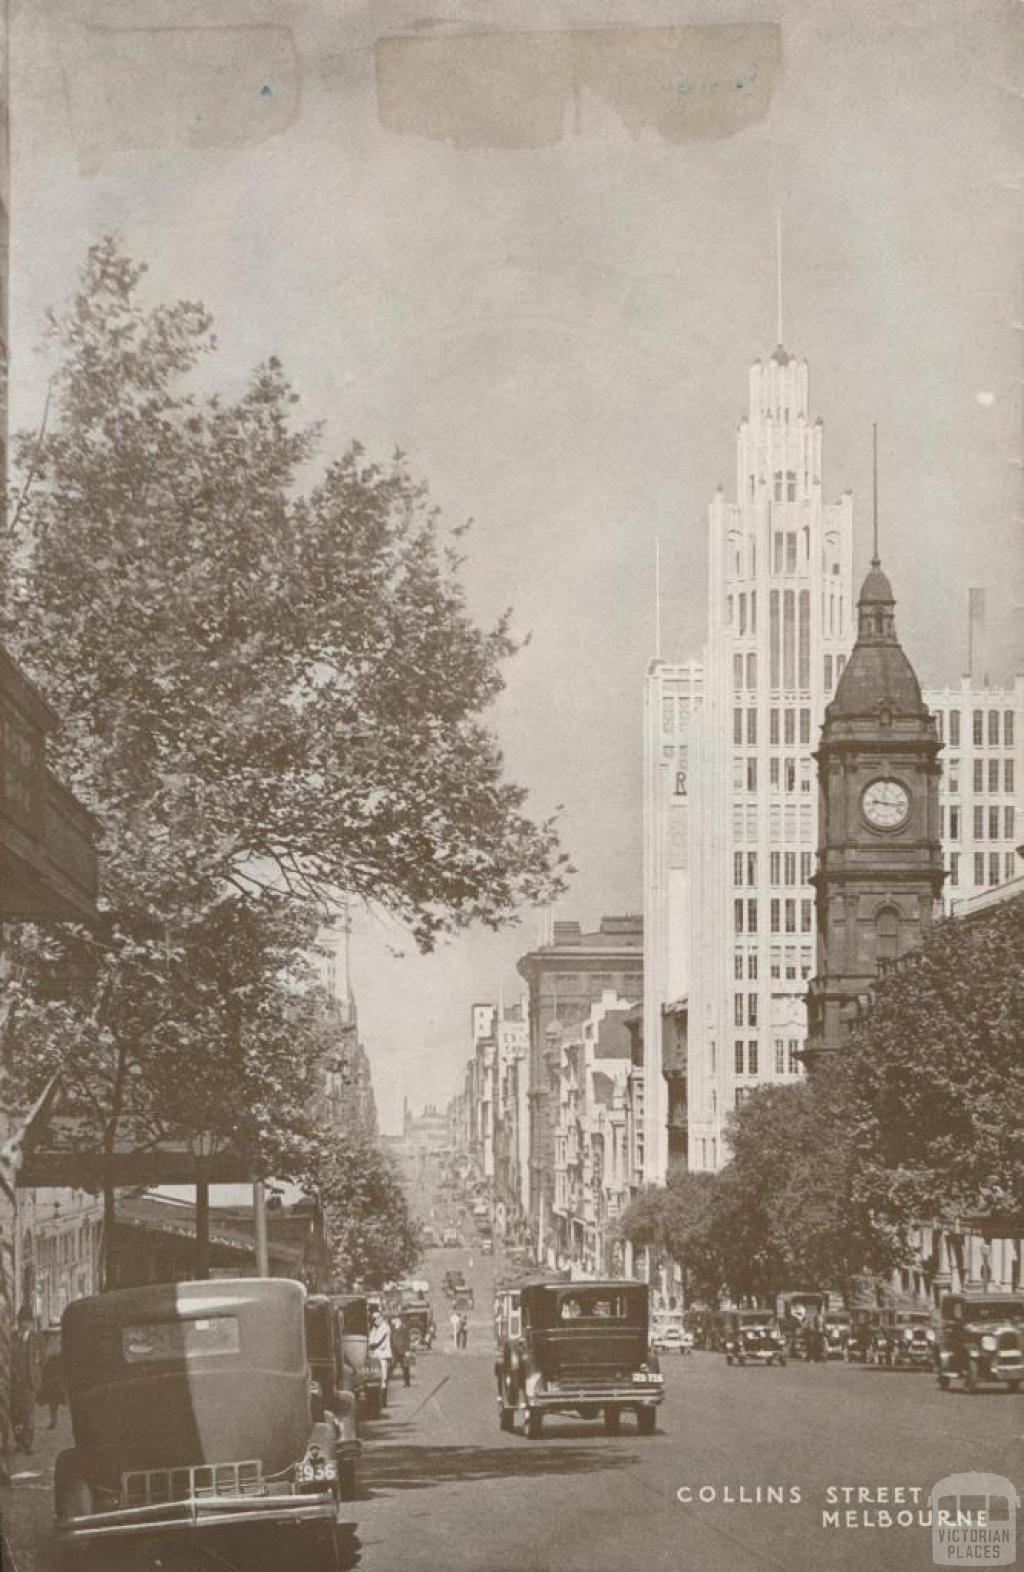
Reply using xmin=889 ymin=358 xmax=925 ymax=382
xmin=804 ymin=555 xmax=944 ymax=1066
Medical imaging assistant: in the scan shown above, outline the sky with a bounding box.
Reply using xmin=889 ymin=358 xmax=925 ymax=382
xmin=10 ymin=0 xmax=1021 ymax=1133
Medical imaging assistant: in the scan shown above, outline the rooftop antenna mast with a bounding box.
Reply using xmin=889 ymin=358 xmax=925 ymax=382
xmin=775 ymin=209 xmax=783 ymax=346
xmin=872 ymin=422 xmax=880 ymax=564
xmin=655 ymin=537 xmax=662 ymax=659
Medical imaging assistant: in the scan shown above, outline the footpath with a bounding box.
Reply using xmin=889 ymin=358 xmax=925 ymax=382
xmin=1 ymin=1409 xmax=71 ymax=1571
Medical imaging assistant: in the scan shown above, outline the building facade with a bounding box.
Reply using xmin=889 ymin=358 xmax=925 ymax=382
xmin=683 ymin=346 xmax=855 ymax=1170
xmin=517 ymin=916 xmax=643 ymax=1254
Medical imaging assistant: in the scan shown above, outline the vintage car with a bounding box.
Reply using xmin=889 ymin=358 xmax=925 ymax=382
xmin=452 ymin=1287 xmax=475 ymax=1315
xmin=332 ymin=1293 xmax=385 ymax=1418
xmin=775 ymin=1291 xmax=827 ymax=1359
xmin=303 ymin=1297 xmax=360 ymax=1497
xmin=441 ymin=1227 xmax=459 ymax=1247
xmin=649 ymin=1309 xmax=693 ymax=1355
xmin=399 ymin=1294 xmax=436 ymax=1350
xmin=720 ymin=1309 xmax=787 ymax=1367
xmin=821 ymin=1310 xmax=853 ymax=1360
xmin=683 ymin=1307 xmax=717 ymax=1351
xmin=936 ymin=1291 xmax=1024 ymax=1393
xmin=480 ymin=1236 xmax=494 ymax=1256
xmin=880 ymin=1309 xmax=936 ymax=1369
xmin=443 ymin=1269 xmax=467 ymax=1299
xmin=54 ymin=1279 xmax=343 ymax=1568
xmin=494 ymin=1280 xmax=663 ymax=1437
xmin=847 ymin=1308 xmax=888 ymax=1363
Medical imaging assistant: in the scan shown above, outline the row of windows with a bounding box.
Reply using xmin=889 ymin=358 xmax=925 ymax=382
xmin=734 ymin=899 xmax=814 ymax=934
xmin=733 ymin=992 xmax=758 ymax=1027
xmin=733 ymin=850 xmax=814 ymax=886
xmin=962 ymin=758 xmax=1016 ymax=795
xmin=733 ymin=945 xmax=813 ymax=979
xmin=935 ymin=709 xmax=1016 ymax=748
xmin=732 ymin=756 xmax=814 ymax=793
xmin=823 ymin=654 xmax=848 ymax=691
xmin=732 ymin=1039 xmax=804 ymax=1079
xmin=951 ymin=851 xmax=1019 ymax=889
xmin=967 ymin=806 xmax=1016 ymax=841
xmin=731 ymin=706 xmax=814 ymax=746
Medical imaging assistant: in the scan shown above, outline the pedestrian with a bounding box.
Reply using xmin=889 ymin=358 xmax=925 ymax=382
xmin=9 ymin=1307 xmax=41 ymax=1455
xmin=39 ymin=1334 xmax=65 ymax=1429
xmin=391 ymin=1316 xmax=412 ymax=1387
xmin=450 ymin=1308 xmax=461 ymax=1348
xmin=368 ymin=1308 xmax=392 ymax=1398
xmin=457 ymin=1312 xmax=469 ymax=1350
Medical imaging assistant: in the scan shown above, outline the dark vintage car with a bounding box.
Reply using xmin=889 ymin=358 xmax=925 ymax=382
xmin=452 ymin=1287 xmax=475 ymax=1314
xmin=443 ymin=1269 xmax=466 ymax=1299
xmin=880 ymin=1309 xmax=936 ymax=1369
xmin=304 ymin=1297 xmax=360 ymax=1497
xmin=54 ymin=1279 xmax=343 ymax=1568
xmin=332 ymin=1293 xmax=385 ymax=1418
xmin=399 ymin=1295 xmax=435 ymax=1350
xmin=848 ymin=1308 xmax=888 ymax=1363
xmin=936 ymin=1292 xmax=1024 ymax=1393
xmin=775 ymin=1291 xmax=827 ymax=1359
xmin=821 ymin=1310 xmax=853 ymax=1361
xmin=720 ymin=1309 xmax=787 ymax=1367
xmin=494 ymin=1281 xmax=663 ymax=1438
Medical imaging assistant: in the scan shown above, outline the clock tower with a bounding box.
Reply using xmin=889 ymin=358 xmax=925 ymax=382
xmin=804 ymin=555 xmax=944 ymax=1066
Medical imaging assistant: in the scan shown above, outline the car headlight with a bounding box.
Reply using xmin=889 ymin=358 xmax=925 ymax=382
xmin=926 ymin=1329 xmax=936 ymax=1342
xmin=980 ymin=1334 xmax=997 ymax=1352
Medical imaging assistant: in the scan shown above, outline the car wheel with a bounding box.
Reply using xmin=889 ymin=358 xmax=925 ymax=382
xmin=725 ymin=1354 xmax=733 ymax=1366
xmin=54 ymin=1450 xmax=94 ymax=1525
xmin=636 ymin=1407 xmax=656 ymax=1436
xmin=525 ymin=1409 xmax=543 ymax=1440
xmin=604 ymin=1407 xmax=621 ymax=1434
xmin=965 ymin=1361 xmax=978 ymax=1393
xmin=337 ymin=1460 xmax=358 ymax=1500
xmin=499 ymin=1405 xmax=515 ymax=1432
xmin=737 ymin=1356 xmax=745 ymax=1367
xmin=779 ymin=1356 xmax=787 ymax=1367
xmin=937 ymin=1372 xmax=950 ymax=1390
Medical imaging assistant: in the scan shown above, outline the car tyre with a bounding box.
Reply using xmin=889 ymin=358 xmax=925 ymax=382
xmin=499 ymin=1403 xmax=515 ymax=1432
xmin=337 ymin=1460 xmax=358 ymax=1500
xmin=725 ymin=1354 xmax=733 ymax=1366
xmin=965 ymin=1361 xmax=978 ymax=1393
xmin=636 ymin=1408 xmax=656 ymax=1436
xmin=525 ymin=1409 xmax=543 ymax=1440
xmin=937 ymin=1371 xmax=950 ymax=1390
xmin=54 ymin=1450 xmax=94 ymax=1525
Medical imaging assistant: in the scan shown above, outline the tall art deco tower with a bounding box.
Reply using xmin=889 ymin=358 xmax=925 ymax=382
xmin=683 ymin=346 xmax=854 ymax=1172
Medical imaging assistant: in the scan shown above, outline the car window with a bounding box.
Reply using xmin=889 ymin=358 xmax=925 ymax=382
xmin=123 ymin=1316 xmax=240 ymax=1363
xmin=556 ymin=1290 xmax=631 ymax=1321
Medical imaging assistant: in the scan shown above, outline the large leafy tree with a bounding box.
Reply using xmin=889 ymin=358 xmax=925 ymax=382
xmin=311 ymin=1138 xmax=421 ymax=1290
xmin=0 ymin=239 xmax=567 ymax=1174
xmin=839 ymin=899 xmax=1024 ymax=1227
xmin=619 ymin=1169 xmax=721 ymax=1303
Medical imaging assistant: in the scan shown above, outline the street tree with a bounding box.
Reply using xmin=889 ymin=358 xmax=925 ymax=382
xmin=310 ymin=1137 xmax=422 ymax=1290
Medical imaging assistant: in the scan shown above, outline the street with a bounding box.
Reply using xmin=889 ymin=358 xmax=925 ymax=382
xmin=354 ymin=1241 xmax=1021 ymax=1572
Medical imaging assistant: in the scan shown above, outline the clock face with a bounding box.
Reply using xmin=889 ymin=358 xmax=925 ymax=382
xmin=862 ymin=778 xmax=910 ymax=829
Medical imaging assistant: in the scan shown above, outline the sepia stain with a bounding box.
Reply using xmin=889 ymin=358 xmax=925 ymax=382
xmin=59 ymin=24 xmax=300 ymax=175
xmin=375 ymin=23 xmax=781 ymax=149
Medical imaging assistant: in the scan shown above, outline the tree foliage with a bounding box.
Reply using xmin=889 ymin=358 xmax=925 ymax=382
xmin=310 ymin=1138 xmax=421 ymax=1290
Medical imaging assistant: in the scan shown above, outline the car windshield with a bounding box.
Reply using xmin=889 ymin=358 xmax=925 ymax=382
xmin=961 ymin=1302 xmax=1023 ymax=1323
xmin=557 ymin=1290 xmax=631 ymax=1321
xmin=122 ymin=1316 xmax=240 ymax=1364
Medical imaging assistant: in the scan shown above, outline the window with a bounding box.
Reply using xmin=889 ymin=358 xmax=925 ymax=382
xmin=747 ymin=758 xmax=758 ymax=791
xmin=949 ymin=806 xmax=960 ymax=840
xmin=801 ymin=899 xmax=812 ymax=933
xmin=948 ymin=758 xmax=960 ymax=793
xmin=949 ymin=710 xmax=961 ymax=746
xmin=934 ymin=710 xmax=944 ymax=741
xmin=785 ymin=899 xmax=796 ymax=933
xmin=801 ymin=851 xmax=813 ymax=883
xmin=747 ymin=899 xmax=758 ymax=934
xmin=973 ymin=710 xmax=984 ymax=745
xmin=735 ymin=1040 xmax=745 ymax=1074
xmin=734 ymin=851 xmax=744 ymax=885
xmin=800 ymin=758 xmax=812 ymax=793
xmin=747 ymin=708 xmax=757 ymax=744
xmin=747 ymin=852 xmax=757 ymax=885
xmin=824 ymin=654 xmax=833 ymax=691
xmin=734 ymin=994 xmax=744 ymax=1026
xmin=875 ymin=906 xmax=899 ymax=962
xmin=734 ymin=899 xmax=744 ymax=934
xmin=989 ymin=710 xmax=1000 ymax=746
xmin=783 ymin=591 xmax=795 ymax=688
xmin=1006 ymin=853 xmax=1017 ymax=880
xmin=734 ymin=951 xmax=744 ymax=980
xmin=784 ymin=851 xmax=796 ymax=886
xmin=974 ymin=852 xmax=985 ymax=886
xmin=770 ymin=708 xmax=780 ymax=745
xmin=799 ymin=707 xmax=810 ymax=744
xmin=989 ymin=852 xmax=1000 ymax=886
xmin=748 ymin=1041 xmax=759 ymax=1075
xmin=770 ymin=899 xmax=781 ymax=933
xmin=726 ymin=596 xmax=733 ymax=627
xmin=770 ymin=947 xmax=781 ymax=980
xmin=770 ymin=851 xmax=781 ymax=884
xmin=1006 ymin=760 xmax=1015 ymax=794
xmin=734 ymin=708 xmax=743 ymax=745
xmin=989 ymin=758 xmax=1000 ymax=794
xmin=973 ymin=806 xmax=984 ymax=840
xmin=1004 ymin=710 xmax=1014 ymax=747
xmin=787 ymin=1040 xmax=800 ymax=1075
xmin=1005 ymin=807 xmax=1015 ymax=840
xmin=774 ymin=1038 xmax=784 ymax=1074
xmin=733 ymin=653 xmax=744 ymax=688
xmin=773 ymin=531 xmax=783 ymax=572
xmin=973 ymin=759 xmax=984 ymax=793
xmin=746 ymin=653 xmax=757 ymax=689
xmin=747 ymin=952 xmax=758 ymax=980
xmin=770 ymin=591 xmax=781 ymax=687
xmin=738 ymin=594 xmax=747 ymax=636
xmin=989 ymin=807 xmax=1000 ymax=841
xmin=949 ymin=852 xmax=959 ymax=887
xmin=800 ymin=947 xmax=812 ymax=979
xmin=733 ymin=757 xmax=745 ymax=791
xmin=786 ymin=533 xmax=797 ymax=573
xmin=747 ymin=994 xmax=758 ymax=1026
xmin=784 ymin=708 xmax=795 ymax=745
xmin=785 ymin=758 xmax=796 ymax=793
xmin=770 ymin=757 xmax=780 ymax=789
xmin=750 ymin=593 xmax=757 ymax=635
xmin=798 ymin=590 xmax=810 ymax=689
xmin=785 ymin=946 xmax=797 ymax=980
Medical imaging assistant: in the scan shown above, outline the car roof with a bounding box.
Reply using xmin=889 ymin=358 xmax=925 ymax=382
xmin=64 ymin=1277 xmax=305 ymax=1333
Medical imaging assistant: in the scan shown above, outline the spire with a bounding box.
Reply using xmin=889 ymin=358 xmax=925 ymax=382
xmin=775 ymin=208 xmax=783 ymax=348
xmin=872 ymin=422 xmax=879 ymax=566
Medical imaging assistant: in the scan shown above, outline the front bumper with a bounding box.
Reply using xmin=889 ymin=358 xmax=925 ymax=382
xmin=988 ymin=1357 xmax=1024 ymax=1381
xmin=56 ymin=1490 xmax=338 ymax=1544
xmin=528 ymin=1381 xmax=664 ymax=1409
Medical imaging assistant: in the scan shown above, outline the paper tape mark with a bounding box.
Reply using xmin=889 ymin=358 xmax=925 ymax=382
xmin=376 ymin=23 xmax=781 ymax=148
